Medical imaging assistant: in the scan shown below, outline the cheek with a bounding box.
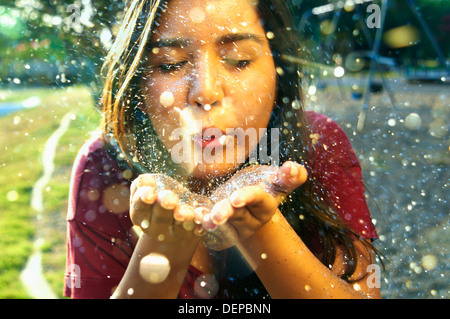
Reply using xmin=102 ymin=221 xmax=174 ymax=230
xmin=238 ymin=72 xmax=276 ymax=112
xmin=142 ymin=76 xmax=186 ymax=114
xmin=141 ymin=78 xmax=188 ymax=145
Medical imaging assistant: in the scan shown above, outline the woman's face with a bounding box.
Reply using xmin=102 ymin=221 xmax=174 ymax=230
xmin=142 ymin=0 xmax=276 ymax=179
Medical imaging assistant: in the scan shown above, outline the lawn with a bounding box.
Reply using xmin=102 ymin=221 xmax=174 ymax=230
xmin=0 ymin=85 xmax=101 ymax=298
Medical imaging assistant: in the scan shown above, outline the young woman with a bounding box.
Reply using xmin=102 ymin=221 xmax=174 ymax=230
xmin=65 ymin=0 xmax=381 ymax=299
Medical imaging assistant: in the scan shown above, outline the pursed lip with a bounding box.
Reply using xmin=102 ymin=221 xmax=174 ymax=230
xmin=192 ymin=126 xmax=227 ymax=149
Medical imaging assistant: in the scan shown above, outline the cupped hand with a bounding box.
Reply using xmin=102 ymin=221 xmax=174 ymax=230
xmin=201 ymin=161 xmax=308 ymax=250
xmin=129 ymin=174 xmax=208 ymax=244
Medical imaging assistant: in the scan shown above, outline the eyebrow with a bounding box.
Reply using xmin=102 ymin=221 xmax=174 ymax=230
xmin=217 ymin=33 xmax=266 ymax=45
xmin=148 ymin=32 xmax=265 ymax=49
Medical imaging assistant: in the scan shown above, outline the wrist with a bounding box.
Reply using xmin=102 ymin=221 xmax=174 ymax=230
xmin=112 ymin=232 xmax=199 ymax=299
xmin=138 ymin=232 xmax=199 ymax=257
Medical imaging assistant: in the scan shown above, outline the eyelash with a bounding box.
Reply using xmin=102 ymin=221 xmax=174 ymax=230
xmin=157 ymin=58 xmax=252 ymax=73
xmin=223 ymin=58 xmax=252 ymax=69
xmin=158 ymin=61 xmax=188 ymax=73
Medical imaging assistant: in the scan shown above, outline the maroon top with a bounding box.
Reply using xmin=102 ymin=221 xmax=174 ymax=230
xmin=64 ymin=111 xmax=377 ymax=299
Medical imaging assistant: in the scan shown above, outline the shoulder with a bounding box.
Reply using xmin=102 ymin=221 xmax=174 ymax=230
xmin=67 ymin=134 xmax=130 ymax=220
xmin=68 ymin=135 xmax=108 ymax=200
xmin=305 ymin=110 xmax=359 ymax=166
xmin=305 ymin=111 xmax=377 ymax=239
xmin=305 ymin=110 xmax=347 ymax=137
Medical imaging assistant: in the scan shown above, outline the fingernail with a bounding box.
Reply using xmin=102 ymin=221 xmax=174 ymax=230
xmin=202 ymin=214 xmax=216 ymax=230
xmin=230 ymin=192 xmax=245 ymax=208
xmin=140 ymin=187 xmax=156 ymax=204
xmin=159 ymin=190 xmax=177 ymax=210
xmin=210 ymin=199 xmax=232 ymax=225
xmin=174 ymin=204 xmax=193 ymax=222
xmin=211 ymin=211 xmax=225 ymax=225
xmin=211 ymin=208 xmax=226 ymax=225
xmin=290 ymin=162 xmax=299 ymax=177
xmin=194 ymin=207 xmax=209 ymax=225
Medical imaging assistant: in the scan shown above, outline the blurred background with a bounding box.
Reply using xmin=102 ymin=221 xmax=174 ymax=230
xmin=0 ymin=0 xmax=448 ymax=299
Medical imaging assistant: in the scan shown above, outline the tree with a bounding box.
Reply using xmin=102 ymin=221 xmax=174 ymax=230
xmin=0 ymin=0 xmax=125 ymax=89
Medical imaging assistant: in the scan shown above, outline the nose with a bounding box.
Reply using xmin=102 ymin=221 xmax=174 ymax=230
xmin=188 ymin=51 xmax=224 ymax=109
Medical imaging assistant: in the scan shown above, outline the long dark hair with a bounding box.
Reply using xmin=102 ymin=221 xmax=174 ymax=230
xmin=100 ymin=0 xmax=380 ymax=297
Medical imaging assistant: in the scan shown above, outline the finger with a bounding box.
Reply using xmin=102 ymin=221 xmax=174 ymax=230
xmin=150 ymin=190 xmax=179 ymax=230
xmin=275 ymin=161 xmax=308 ymax=193
xmin=130 ymin=186 xmax=156 ymax=229
xmin=193 ymin=207 xmax=210 ymax=236
xmin=210 ymin=199 xmax=234 ymax=226
xmin=130 ymin=174 xmax=156 ymax=200
xmin=230 ymin=186 xmax=271 ymax=208
xmin=139 ymin=185 xmax=157 ymax=205
xmin=174 ymin=203 xmax=195 ymax=222
xmin=230 ymin=186 xmax=278 ymax=217
xmin=157 ymin=189 xmax=179 ymax=210
xmin=194 ymin=207 xmax=210 ymax=225
xmin=201 ymin=213 xmax=216 ymax=231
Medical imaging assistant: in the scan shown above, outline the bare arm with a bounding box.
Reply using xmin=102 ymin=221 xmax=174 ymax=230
xmin=207 ymin=161 xmax=381 ymax=299
xmin=237 ymin=209 xmax=381 ymax=299
xmin=111 ymin=174 xmax=202 ymax=299
xmin=111 ymin=232 xmax=198 ymax=299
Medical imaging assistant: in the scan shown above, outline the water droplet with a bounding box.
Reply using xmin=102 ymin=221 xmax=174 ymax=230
xmin=276 ymin=67 xmax=284 ymax=76
xmin=404 ymin=113 xmax=421 ymax=130
xmin=421 ymin=255 xmax=438 ymax=270
xmin=194 ymin=274 xmax=219 ymax=299
xmin=291 ymin=100 xmax=301 ymax=110
xmin=140 ymin=219 xmax=149 ymax=229
xmin=428 ymin=120 xmax=447 ymax=138
xmin=160 ymin=91 xmax=174 ymax=107
xmin=333 ymin=66 xmax=345 ymax=78
xmin=123 ymin=169 xmax=133 ymax=179
xmin=308 ymin=85 xmax=317 ymax=96
xmin=6 ymin=190 xmax=19 ymax=202
xmin=139 ymin=253 xmax=171 ymax=284
xmin=189 ymin=7 xmax=205 ymax=24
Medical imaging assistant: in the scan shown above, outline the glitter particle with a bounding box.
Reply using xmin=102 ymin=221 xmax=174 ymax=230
xmin=139 ymin=253 xmax=171 ymax=284
xmin=160 ymin=91 xmax=174 ymax=107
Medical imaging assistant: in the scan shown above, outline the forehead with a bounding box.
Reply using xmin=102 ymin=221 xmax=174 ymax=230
xmin=153 ymin=0 xmax=264 ymax=40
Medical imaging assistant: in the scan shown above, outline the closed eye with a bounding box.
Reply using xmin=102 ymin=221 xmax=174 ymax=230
xmin=223 ymin=58 xmax=252 ymax=69
xmin=158 ymin=61 xmax=188 ymax=73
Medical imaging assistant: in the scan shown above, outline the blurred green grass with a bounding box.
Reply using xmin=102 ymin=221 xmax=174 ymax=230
xmin=0 ymin=85 xmax=100 ymax=298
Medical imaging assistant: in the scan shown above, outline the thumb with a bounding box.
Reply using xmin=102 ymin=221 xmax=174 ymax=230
xmin=274 ymin=161 xmax=308 ymax=194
